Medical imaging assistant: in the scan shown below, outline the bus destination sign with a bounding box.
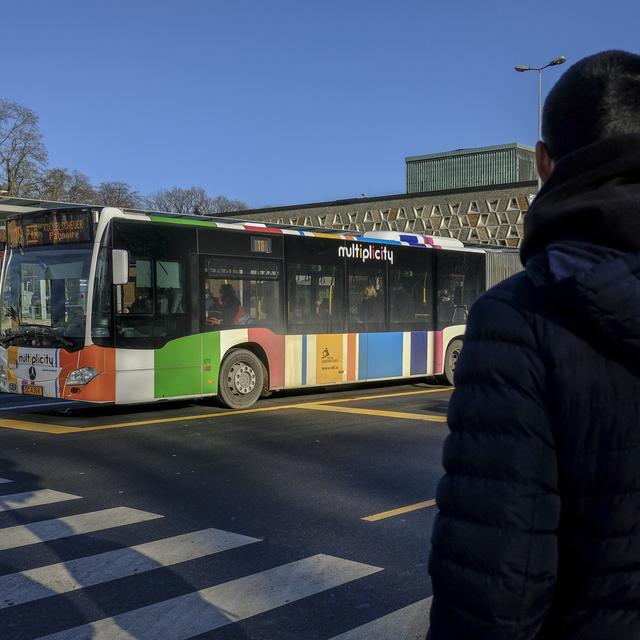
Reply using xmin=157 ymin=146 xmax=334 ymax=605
xmin=8 ymin=211 xmax=94 ymax=248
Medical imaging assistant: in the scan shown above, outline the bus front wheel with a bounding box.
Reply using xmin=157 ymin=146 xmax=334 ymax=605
xmin=444 ymin=339 xmax=463 ymax=386
xmin=218 ymin=349 xmax=264 ymax=409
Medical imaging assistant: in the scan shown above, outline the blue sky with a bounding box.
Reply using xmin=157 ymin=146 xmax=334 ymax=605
xmin=2 ymin=1 xmax=638 ymax=208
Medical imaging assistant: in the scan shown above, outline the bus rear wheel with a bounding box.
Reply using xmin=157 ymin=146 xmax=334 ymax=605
xmin=444 ymin=339 xmax=463 ymax=386
xmin=218 ymin=349 xmax=264 ymax=409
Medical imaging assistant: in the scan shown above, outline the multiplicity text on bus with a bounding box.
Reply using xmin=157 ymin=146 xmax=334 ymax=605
xmin=0 ymin=207 xmax=521 ymax=408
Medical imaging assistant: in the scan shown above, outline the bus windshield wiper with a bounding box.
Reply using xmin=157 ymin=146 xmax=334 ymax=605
xmin=0 ymin=325 xmax=75 ymax=348
xmin=28 ymin=325 xmax=76 ymax=348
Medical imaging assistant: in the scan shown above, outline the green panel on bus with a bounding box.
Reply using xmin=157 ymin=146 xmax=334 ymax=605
xmin=154 ymin=333 xmax=219 ymax=398
xmin=200 ymin=331 xmax=221 ymax=395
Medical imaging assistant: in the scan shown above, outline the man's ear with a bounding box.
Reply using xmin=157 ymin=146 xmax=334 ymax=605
xmin=536 ymin=141 xmax=555 ymax=184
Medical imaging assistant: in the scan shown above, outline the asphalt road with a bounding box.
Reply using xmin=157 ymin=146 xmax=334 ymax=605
xmin=0 ymin=382 xmax=451 ymax=640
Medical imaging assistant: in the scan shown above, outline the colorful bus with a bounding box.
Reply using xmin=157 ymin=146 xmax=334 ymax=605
xmin=0 ymin=207 xmax=520 ymax=408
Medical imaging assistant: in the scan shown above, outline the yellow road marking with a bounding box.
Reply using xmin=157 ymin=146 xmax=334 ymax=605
xmin=0 ymin=403 xmax=308 ymax=434
xmin=319 ymin=387 xmax=452 ymax=405
xmin=0 ymin=419 xmax=81 ymax=435
xmin=0 ymin=386 xmax=452 ymax=434
xmin=362 ymin=499 xmax=437 ymax=522
xmin=298 ymin=403 xmax=447 ymax=422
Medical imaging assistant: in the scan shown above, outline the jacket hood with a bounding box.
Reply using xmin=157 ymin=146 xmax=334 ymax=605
xmin=527 ymin=242 xmax=640 ymax=358
xmin=520 ymin=133 xmax=640 ymax=266
xmin=521 ymin=134 xmax=640 ymax=356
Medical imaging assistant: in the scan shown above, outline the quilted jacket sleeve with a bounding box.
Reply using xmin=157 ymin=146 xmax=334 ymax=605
xmin=428 ymin=287 xmax=560 ymax=640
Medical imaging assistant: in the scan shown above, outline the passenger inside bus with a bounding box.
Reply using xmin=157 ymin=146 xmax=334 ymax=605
xmin=359 ymin=283 xmax=379 ymax=321
xmin=205 ymin=284 xmax=250 ymax=325
xmin=129 ymin=292 xmax=152 ymax=314
xmin=220 ymin=284 xmax=246 ymax=324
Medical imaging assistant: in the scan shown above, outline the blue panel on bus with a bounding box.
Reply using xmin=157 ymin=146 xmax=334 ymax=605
xmin=365 ymin=333 xmax=404 ymax=379
xmin=410 ymin=331 xmax=427 ymax=375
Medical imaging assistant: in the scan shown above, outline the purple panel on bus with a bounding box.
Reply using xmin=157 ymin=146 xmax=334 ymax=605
xmin=410 ymin=331 xmax=427 ymax=375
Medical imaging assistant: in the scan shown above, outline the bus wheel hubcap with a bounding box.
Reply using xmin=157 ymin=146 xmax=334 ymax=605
xmin=232 ymin=364 xmax=256 ymax=395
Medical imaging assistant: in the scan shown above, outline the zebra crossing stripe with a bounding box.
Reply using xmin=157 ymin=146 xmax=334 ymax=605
xmin=36 ymin=554 xmax=383 ymax=640
xmin=0 ymin=507 xmax=163 ymax=551
xmin=0 ymin=527 xmax=260 ymax=609
xmin=0 ymin=478 xmax=13 ymax=484
xmin=0 ymin=489 xmax=81 ymax=512
xmin=328 ymin=597 xmax=432 ymax=640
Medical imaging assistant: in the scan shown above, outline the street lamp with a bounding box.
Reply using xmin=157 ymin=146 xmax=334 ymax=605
xmin=514 ymin=56 xmax=567 ymax=142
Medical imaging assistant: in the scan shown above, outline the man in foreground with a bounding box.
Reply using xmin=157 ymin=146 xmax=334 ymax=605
xmin=428 ymin=50 xmax=640 ymax=639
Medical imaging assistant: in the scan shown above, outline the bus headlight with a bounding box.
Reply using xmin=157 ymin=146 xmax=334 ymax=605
xmin=66 ymin=367 xmax=98 ymax=386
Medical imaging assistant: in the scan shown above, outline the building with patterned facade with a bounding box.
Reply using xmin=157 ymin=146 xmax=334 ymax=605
xmin=222 ymin=180 xmax=537 ymax=248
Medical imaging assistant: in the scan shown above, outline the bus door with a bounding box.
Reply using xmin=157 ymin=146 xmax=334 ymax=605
xmin=285 ymin=236 xmax=345 ymax=387
xmin=112 ymin=221 xmax=196 ymax=401
xmin=347 ymin=264 xmax=392 ymax=381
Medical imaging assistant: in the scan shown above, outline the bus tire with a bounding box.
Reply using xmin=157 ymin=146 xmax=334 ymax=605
xmin=444 ymin=339 xmax=463 ymax=386
xmin=218 ymin=349 xmax=264 ymax=409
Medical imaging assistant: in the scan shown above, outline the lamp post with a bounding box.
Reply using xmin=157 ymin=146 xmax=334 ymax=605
xmin=515 ymin=56 xmax=567 ymax=142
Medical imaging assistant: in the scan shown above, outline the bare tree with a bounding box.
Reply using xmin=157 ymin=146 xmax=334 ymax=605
xmin=145 ymin=186 xmax=210 ymax=214
xmin=0 ymin=99 xmax=48 ymax=196
xmin=37 ymin=167 xmax=97 ymax=203
xmin=145 ymin=186 xmax=247 ymax=215
xmin=37 ymin=167 xmax=69 ymax=201
xmin=67 ymin=170 xmax=98 ymax=203
xmin=96 ymin=181 xmax=140 ymax=208
xmin=209 ymin=195 xmax=247 ymax=214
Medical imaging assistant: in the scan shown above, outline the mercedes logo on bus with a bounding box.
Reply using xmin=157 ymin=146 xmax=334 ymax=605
xmin=28 ymin=366 xmax=37 ymax=381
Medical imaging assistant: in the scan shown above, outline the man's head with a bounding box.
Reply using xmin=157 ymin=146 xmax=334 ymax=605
xmin=537 ymin=50 xmax=640 ymax=183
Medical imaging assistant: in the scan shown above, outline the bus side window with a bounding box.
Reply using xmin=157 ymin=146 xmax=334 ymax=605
xmin=201 ymin=257 xmax=281 ymax=331
xmin=156 ymin=260 xmax=184 ymax=315
xmin=435 ymin=251 xmax=484 ymax=329
xmin=347 ymin=266 xmax=386 ymax=332
xmin=112 ymin=219 xmax=195 ymax=348
xmin=286 ymin=263 xmax=344 ymax=334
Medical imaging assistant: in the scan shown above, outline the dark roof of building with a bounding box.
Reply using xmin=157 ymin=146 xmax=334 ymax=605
xmin=0 ymin=178 xmax=538 ymax=220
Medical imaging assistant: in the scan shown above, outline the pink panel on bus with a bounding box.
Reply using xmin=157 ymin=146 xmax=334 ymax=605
xmin=347 ymin=334 xmax=357 ymax=381
xmin=247 ymin=328 xmax=285 ymax=389
xmin=433 ymin=331 xmax=444 ymax=375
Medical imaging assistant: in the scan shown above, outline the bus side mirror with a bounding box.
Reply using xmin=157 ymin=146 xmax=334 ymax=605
xmin=112 ymin=250 xmax=129 ymax=285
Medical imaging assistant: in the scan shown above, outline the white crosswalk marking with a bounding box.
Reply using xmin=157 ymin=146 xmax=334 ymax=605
xmin=0 ymin=482 xmax=401 ymax=639
xmin=328 ymin=597 xmax=432 ymax=640
xmin=0 ymin=489 xmax=81 ymax=512
xmin=0 ymin=507 xmax=163 ymax=551
xmin=36 ymin=554 xmax=383 ymax=640
xmin=0 ymin=527 xmax=261 ymax=609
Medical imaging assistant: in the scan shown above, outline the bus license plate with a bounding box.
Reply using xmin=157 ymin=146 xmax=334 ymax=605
xmin=22 ymin=385 xmax=44 ymax=396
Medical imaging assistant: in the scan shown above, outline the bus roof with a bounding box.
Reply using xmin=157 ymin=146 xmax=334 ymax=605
xmin=5 ymin=205 xmax=506 ymax=253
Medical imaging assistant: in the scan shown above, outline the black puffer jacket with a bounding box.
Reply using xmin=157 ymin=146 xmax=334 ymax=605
xmin=429 ymin=134 xmax=640 ymax=640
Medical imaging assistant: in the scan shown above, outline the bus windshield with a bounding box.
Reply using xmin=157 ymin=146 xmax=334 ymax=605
xmin=0 ymin=244 xmax=92 ymax=349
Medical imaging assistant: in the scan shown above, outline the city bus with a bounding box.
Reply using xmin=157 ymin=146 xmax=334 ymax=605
xmin=0 ymin=207 xmax=520 ymax=408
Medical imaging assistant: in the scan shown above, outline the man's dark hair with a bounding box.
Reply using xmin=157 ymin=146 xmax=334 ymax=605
xmin=542 ymin=50 xmax=640 ymax=160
